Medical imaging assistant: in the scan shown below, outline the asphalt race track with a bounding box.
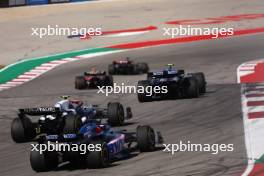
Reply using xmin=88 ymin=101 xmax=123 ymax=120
xmin=0 ymin=33 xmax=264 ymax=176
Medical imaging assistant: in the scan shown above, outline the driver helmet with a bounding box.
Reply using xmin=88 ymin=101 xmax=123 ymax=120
xmin=167 ymin=64 xmax=174 ymax=71
xmin=90 ymin=67 xmax=98 ymax=74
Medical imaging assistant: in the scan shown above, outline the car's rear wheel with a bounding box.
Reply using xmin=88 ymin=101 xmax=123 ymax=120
xmin=106 ymin=75 xmax=114 ymax=86
xmin=186 ymin=77 xmax=199 ymax=98
xmin=137 ymin=80 xmax=152 ymax=102
xmin=68 ymin=151 xmax=86 ymax=168
xmin=30 ymin=148 xmax=58 ymax=172
xmin=75 ymin=76 xmax=87 ymax=89
xmin=189 ymin=72 xmax=206 ymax=94
xmin=11 ymin=117 xmax=36 ymax=143
xmin=108 ymin=64 xmax=115 ymax=75
xmin=107 ymin=102 xmax=125 ymax=126
xmin=63 ymin=114 xmax=82 ymax=134
xmin=137 ymin=125 xmax=156 ymax=152
xmin=137 ymin=63 xmax=149 ymax=73
xmin=86 ymin=140 xmax=110 ymax=168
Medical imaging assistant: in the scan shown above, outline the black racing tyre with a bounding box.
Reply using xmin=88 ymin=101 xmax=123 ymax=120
xmin=108 ymin=64 xmax=115 ymax=75
xmin=189 ymin=72 xmax=206 ymax=94
xmin=178 ymin=69 xmax=185 ymax=75
xmin=137 ymin=80 xmax=152 ymax=102
xmin=75 ymin=76 xmax=87 ymax=89
xmin=68 ymin=151 xmax=86 ymax=168
xmin=11 ymin=117 xmax=36 ymax=143
xmin=137 ymin=125 xmax=156 ymax=152
xmin=106 ymin=75 xmax=114 ymax=86
xmin=63 ymin=114 xmax=82 ymax=134
xmin=30 ymin=147 xmax=58 ymax=172
xmin=107 ymin=102 xmax=125 ymax=126
xmin=186 ymin=77 xmax=199 ymax=98
xmin=133 ymin=65 xmax=140 ymax=74
xmin=147 ymin=72 xmax=153 ymax=80
xmin=86 ymin=140 xmax=110 ymax=168
xmin=137 ymin=62 xmax=149 ymax=73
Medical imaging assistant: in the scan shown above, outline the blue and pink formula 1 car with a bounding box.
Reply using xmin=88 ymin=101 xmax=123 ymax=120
xmin=30 ymin=119 xmax=163 ymax=172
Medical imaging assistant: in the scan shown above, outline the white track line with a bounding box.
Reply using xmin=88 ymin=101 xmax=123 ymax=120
xmin=0 ymin=50 xmax=123 ymax=92
xmin=247 ymin=97 xmax=264 ymax=101
xmin=247 ymin=106 xmax=264 ymax=113
xmin=105 ymin=31 xmax=150 ymax=37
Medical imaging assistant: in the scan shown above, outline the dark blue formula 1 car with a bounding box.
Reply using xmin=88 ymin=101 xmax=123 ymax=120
xmin=137 ymin=64 xmax=206 ymax=102
xmin=30 ymin=120 xmax=163 ymax=172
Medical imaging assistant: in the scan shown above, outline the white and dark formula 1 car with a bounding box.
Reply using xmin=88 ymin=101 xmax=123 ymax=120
xmin=11 ymin=102 xmax=132 ymax=143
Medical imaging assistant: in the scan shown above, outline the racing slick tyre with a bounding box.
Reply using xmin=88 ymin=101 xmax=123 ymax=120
xmin=147 ymin=73 xmax=153 ymax=80
xmin=137 ymin=125 xmax=156 ymax=152
xmin=86 ymin=140 xmax=110 ymax=168
xmin=136 ymin=63 xmax=149 ymax=73
xmin=63 ymin=114 xmax=82 ymax=134
xmin=108 ymin=64 xmax=115 ymax=75
xmin=106 ymin=75 xmax=114 ymax=86
xmin=68 ymin=151 xmax=86 ymax=168
xmin=137 ymin=80 xmax=152 ymax=102
xmin=30 ymin=147 xmax=58 ymax=172
xmin=75 ymin=76 xmax=87 ymax=89
xmin=189 ymin=72 xmax=206 ymax=94
xmin=107 ymin=102 xmax=125 ymax=126
xmin=11 ymin=117 xmax=36 ymax=143
xmin=186 ymin=77 xmax=199 ymax=98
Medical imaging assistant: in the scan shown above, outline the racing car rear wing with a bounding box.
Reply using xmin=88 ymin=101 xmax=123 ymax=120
xmin=147 ymin=69 xmax=185 ymax=79
xmin=19 ymin=107 xmax=61 ymax=116
xmin=84 ymin=72 xmax=106 ymax=76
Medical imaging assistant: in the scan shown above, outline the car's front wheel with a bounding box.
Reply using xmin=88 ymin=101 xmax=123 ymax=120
xmin=107 ymin=102 xmax=125 ymax=126
xmin=137 ymin=125 xmax=156 ymax=152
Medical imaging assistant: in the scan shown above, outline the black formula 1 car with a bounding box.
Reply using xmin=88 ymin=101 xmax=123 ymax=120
xmin=30 ymin=120 xmax=163 ymax=172
xmin=108 ymin=58 xmax=149 ymax=75
xmin=137 ymin=64 xmax=206 ymax=102
xmin=11 ymin=102 xmax=132 ymax=143
xmin=75 ymin=70 xmax=113 ymax=89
